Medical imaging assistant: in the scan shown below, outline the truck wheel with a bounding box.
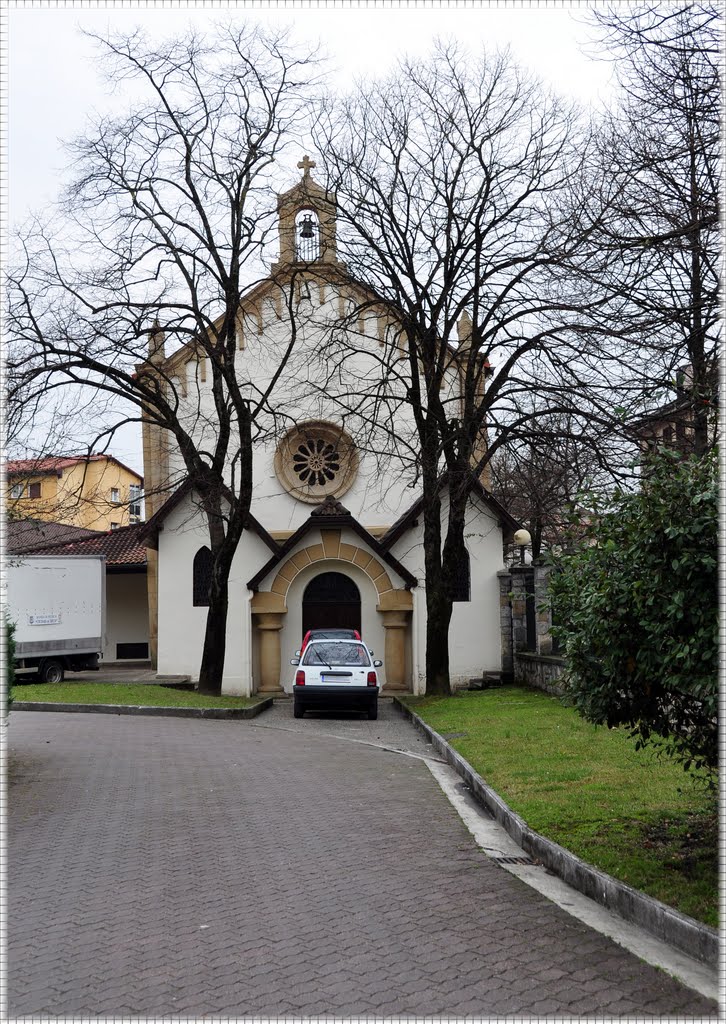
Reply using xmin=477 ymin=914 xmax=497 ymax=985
xmin=367 ymin=704 xmax=378 ymax=721
xmin=293 ymin=701 xmax=304 ymax=719
xmin=39 ymin=659 xmax=64 ymax=684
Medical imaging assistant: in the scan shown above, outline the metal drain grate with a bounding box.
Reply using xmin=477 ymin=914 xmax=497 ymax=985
xmin=492 ymin=855 xmax=536 ymax=865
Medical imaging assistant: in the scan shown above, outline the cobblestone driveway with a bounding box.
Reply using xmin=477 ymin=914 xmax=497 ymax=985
xmin=7 ymin=704 xmax=718 ymax=1018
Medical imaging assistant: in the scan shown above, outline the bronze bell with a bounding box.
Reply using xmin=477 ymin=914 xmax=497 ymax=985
xmin=300 ymin=214 xmax=315 ymax=239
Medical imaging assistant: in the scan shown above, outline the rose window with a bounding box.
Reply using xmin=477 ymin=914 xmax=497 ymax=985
xmin=274 ymin=422 xmax=358 ymax=504
xmin=293 ymin=438 xmax=341 ymax=486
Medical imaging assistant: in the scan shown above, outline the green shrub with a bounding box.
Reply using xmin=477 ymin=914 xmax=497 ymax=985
xmin=549 ymin=449 xmax=718 ymax=781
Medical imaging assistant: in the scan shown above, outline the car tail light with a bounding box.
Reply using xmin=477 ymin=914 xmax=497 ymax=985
xmin=367 ymin=671 xmax=377 ymax=686
xmin=295 ymin=670 xmax=305 ymax=686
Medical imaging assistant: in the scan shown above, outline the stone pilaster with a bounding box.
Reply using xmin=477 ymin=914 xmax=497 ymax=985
xmin=251 ymin=592 xmax=288 ymax=694
xmin=533 ymin=563 xmax=554 ymax=655
xmin=510 ymin=565 xmax=529 ymax=654
xmin=376 ymin=590 xmax=413 ymax=692
xmin=497 ymin=569 xmax=513 ymax=684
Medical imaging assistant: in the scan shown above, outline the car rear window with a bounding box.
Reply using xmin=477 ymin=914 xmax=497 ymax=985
xmin=303 ymin=643 xmax=371 ymax=666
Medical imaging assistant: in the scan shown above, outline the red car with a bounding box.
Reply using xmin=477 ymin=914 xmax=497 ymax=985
xmin=299 ymin=628 xmax=361 ymax=655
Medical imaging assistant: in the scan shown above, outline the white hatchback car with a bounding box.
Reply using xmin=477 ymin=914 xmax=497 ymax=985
xmin=291 ymin=639 xmax=382 ymax=720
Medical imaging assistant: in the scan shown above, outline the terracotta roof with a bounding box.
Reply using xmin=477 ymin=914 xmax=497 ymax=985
xmin=8 ymin=520 xmax=148 ymax=567
xmin=7 ymin=519 xmax=102 ymax=554
xmin=5 ymin=454 xmax=143 ymax=481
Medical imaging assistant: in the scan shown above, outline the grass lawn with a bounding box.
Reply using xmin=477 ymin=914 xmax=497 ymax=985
xmin=402 ymin=687 xmax=717 ymax=928
xmin=13 ymin=682 xmax=258 ymax=709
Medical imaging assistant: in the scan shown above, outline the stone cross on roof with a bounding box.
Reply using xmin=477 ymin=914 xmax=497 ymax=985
xmin=297 ymin=155 xmax=316 ymax=179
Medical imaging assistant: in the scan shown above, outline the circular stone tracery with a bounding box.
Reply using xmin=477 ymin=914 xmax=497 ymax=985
xmin=274 ymin=422 xmax=358 ymax=504
xmin=293 ymin=438 xmax=340 ymax=486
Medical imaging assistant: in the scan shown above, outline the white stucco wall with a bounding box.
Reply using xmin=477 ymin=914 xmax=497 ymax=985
xmin=155 ymin=485 xmax=505 ymax=695
xmin=154 ymin=267 xmax=505 ymax=696
xmin=155 ymin=495 xmax=273 ymax=694
xmin=104 ymin=571 xmax=149 ymax=662
xmin=165 ymin=281 xmax=452 ymax=535
xmin=389 ymin=493 xmax=505 ymax=693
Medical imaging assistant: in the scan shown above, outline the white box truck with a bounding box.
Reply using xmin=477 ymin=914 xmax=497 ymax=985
xmin=6 ymin=554 xmax=105 ymax=683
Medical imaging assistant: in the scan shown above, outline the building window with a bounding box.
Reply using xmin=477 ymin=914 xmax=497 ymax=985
xmin=274 ymin=421 xmax=358 ymax=505
xmin=28 ymin=482 xmax=41 ymax=499
xmin=451 ymin=547 xmax=471 ymax=602
xmin=129 ymin=484 xmax=142 ymax=522
xmin=293 ymin=438 xmax=341 ymax=487
xmin=116 ymin=642 xmax=149 ymax=660
xmin=110 ymin=522 xmax=120 ymax=531
xmin=193 ymin=546 xmax=213 ymax=607
xmin=110 ymin=487 xmax=120 ymax=503
xmin=10 ymin=483 xmax=24 ymax=498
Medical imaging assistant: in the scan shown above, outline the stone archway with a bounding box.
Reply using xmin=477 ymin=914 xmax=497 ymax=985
xmin=250 ymin=529 xmax=413 ymax=693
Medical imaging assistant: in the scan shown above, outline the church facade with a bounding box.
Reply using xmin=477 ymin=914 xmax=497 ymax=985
xmin=140 ymin=159 xmax=517 ymax=696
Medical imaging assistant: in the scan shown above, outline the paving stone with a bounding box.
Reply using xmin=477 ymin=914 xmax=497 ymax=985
xmin=7 ymin=705 xmax=719 ymax=1018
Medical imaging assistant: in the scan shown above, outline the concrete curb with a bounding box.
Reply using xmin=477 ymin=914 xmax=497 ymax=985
xmin=393 ymin=696 xmax=718 ymax=967
xmin=11 ymin=698 xmax=273 ymax=720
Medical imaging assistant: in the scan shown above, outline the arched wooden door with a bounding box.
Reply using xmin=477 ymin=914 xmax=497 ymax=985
xmin=302 ymin=572 xmax=361 ymax=635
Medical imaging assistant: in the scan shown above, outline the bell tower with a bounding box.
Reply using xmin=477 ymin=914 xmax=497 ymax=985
xmin=274 ymin=156 xmax=340 ymax=268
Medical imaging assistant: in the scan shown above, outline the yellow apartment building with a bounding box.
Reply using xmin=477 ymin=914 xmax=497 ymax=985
xmin=6 ymin=455 xmax=144 ymax=531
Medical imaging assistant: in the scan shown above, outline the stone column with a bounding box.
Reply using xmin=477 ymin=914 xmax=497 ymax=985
xmin=533 ymin=562 xmax=553 ymax=655
xmin=497 ymin=569 xmax=513 ymax=684
xmin=250 ymin=592 xmax=287 ymax=695
xmin=255 ymin=613 xmax=285 ymax=694
xmin=380 ymin=610 xmax=409 ymax=690
xmin=510 ymin=565 xmax=529 ymax=655
xmin=376 ymin=590 xmax=413 ymax=692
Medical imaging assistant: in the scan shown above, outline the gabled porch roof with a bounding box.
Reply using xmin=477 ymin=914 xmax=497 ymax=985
xmin=246 ymin=495 xmax=418 ymax=592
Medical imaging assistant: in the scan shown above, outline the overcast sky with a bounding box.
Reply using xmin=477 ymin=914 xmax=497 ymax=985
xmin=8 ymin=1 xmax=616 ymax=472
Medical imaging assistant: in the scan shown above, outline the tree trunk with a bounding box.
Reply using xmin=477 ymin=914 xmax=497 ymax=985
xmin=424 ymin=583 xmax=453 ymax=695
xmin=196 ymin=489 xmax=240 ymax=696
xmin=198 ymin=575 xmax=229 ymax=695
xmin=420 ymin=427 xmax=452 ymax=696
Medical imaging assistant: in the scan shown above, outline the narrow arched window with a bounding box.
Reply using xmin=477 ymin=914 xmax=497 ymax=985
xmin=295 ymin=208 xmax=320 ymax=262
xmin=193 ymin=546 xmax=213 ymax=607
xmin=451 ymin=547 xmax=471 ymax=603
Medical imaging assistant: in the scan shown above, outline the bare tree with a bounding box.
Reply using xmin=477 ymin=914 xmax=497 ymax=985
xmin=313 ymin=43 xmax=604 ymax=694
xmin=7 ymin=25 xmax=318 ymax=693
xmin=488 ymin=407 xmax=615 ymax=561
xmin=571 ymin=2 xmax=720 ymax=455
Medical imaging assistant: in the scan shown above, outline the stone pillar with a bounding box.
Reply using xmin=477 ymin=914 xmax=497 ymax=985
xmin=376 ymin=590 xmax=413 ymax=692
xmin=510 ymin=565 xmax=529 ymax=655
xmin=497 ymin=569 xmax=513 ymax=684
xmin=533 ymin=562 xmax=553 ymax=655
xmin=250 ymin=592 xmax=287 ymax=695
xmin=380 ymin=610 xmax=408 ymax=690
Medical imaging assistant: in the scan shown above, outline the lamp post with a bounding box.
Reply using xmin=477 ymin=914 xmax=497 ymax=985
xmin=513 ymin=528 xmax=531 ymax=565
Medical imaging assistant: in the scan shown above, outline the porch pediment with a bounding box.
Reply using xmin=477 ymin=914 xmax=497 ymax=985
xmin=246 ymin=496 xmax=417 ymax=593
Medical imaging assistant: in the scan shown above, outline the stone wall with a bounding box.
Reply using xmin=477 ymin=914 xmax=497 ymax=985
xmin=513 ymin=651 xmax=566 ymax=696
xmin=498 ymin=562 xmax=566 ymax=696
